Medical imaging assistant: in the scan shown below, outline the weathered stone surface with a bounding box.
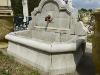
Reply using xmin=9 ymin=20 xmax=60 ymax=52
xmin=6 ymin=0 xmax=88 ymax=75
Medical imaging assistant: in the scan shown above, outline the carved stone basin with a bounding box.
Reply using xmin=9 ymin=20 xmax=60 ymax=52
xmin=5 ymin=0 xmax=87 ymax=75
xmin=6 ymin=29 xmax=78 ymax=53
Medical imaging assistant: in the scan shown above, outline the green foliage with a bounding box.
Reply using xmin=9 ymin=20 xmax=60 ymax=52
xmin=81 ymin=8 xmax=87 ymax=12
xmin=28 ymin=0 xmax=41 ymax=15
xmin=11 ymin=0 xmax=41 ymax=16
xmin=78 ymin=8 xmax=93 ymax=13
xmin=88 ymin=9 xmax=93 ymax=12
xmin=11 ymin=0 xmax=23 ymax=16
xmin=0 ymin=69 xmax=11 ymax=75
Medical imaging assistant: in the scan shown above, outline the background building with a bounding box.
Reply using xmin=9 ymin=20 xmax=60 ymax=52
xmin=0 ymin=0 xmax=13 ymax=16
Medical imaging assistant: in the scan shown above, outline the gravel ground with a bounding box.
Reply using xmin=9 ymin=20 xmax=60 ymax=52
xmin=0 ymin=49 xmax=40 ymax=75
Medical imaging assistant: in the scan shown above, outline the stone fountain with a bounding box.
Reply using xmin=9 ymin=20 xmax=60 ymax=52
xmin=5 ymin=0 xmax=87 ymax=75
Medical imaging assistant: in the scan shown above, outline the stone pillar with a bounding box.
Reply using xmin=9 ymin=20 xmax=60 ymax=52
xmin=22 ymin=0 xmax=29 ymax=22
xmin=7 ymin=0 xmax=11 ymax=7
xmin=92 ymin=9 xmax=100 ymax=74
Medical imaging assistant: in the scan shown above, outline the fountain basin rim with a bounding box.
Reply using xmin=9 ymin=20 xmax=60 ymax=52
xmin=5 ymin=34 xmax=76 ymax=53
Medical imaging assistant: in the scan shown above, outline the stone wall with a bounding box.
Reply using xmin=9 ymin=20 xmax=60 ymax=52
xmin=0 ymin=16 xmax=13 ymax=41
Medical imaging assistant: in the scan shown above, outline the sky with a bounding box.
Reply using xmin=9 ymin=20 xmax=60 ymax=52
xmin=73 ymin=0 xmax=100 ymax=9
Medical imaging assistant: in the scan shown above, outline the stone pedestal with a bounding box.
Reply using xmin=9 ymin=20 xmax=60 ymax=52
xmin=92 ymin=9 xmax=100 ymax=74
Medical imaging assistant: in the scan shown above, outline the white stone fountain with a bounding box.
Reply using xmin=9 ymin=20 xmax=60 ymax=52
xmin=5 ymin=0 xmax=87 ymax=75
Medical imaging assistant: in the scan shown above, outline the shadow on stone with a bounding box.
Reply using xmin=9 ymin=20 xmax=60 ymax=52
xmin=76 ymin=53 xmax=96 ymax=75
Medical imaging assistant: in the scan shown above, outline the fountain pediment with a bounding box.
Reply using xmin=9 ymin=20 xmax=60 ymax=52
xmin=29 ymin=0 xmax=72 ymax=30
